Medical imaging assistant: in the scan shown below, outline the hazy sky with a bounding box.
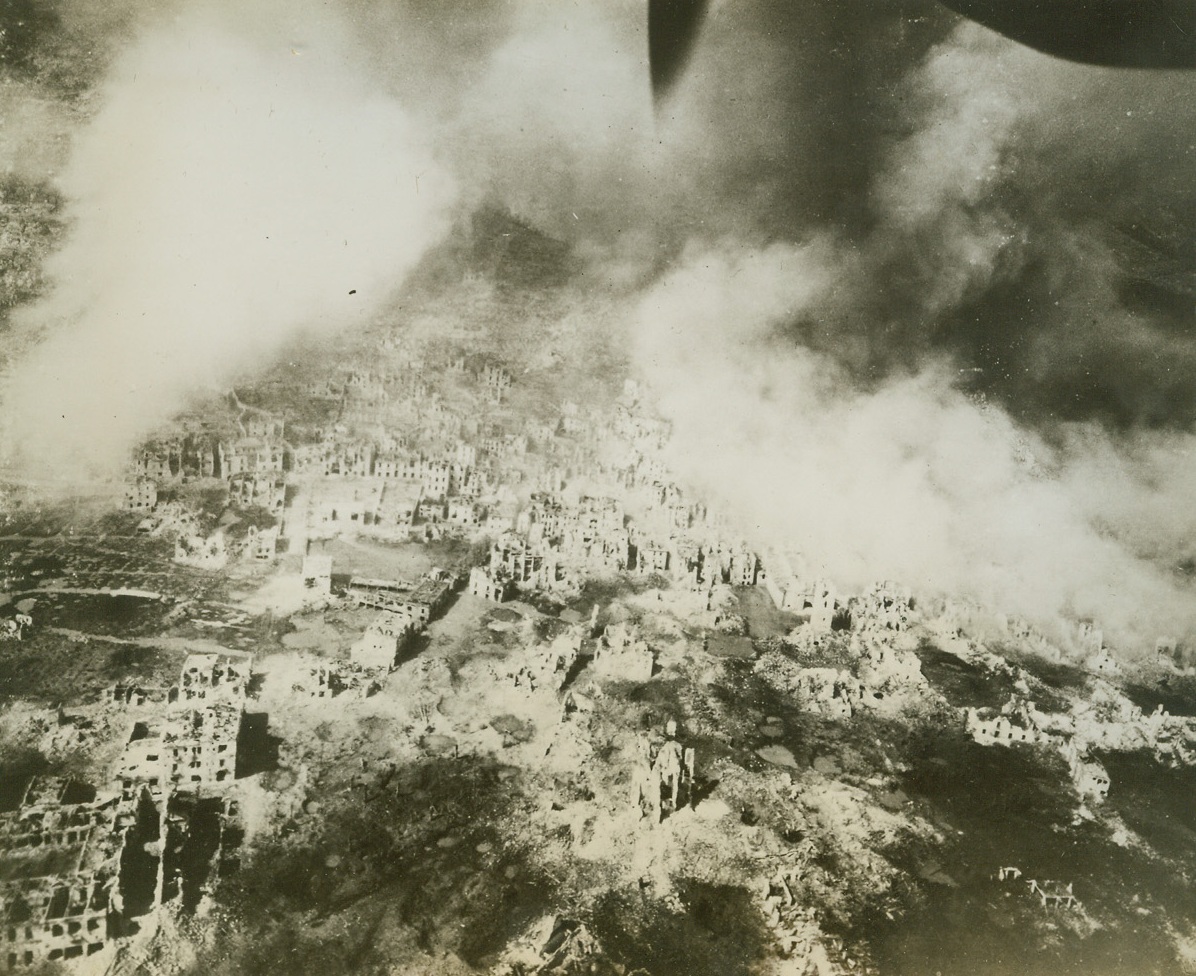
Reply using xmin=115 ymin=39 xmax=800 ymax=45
xmin=1 ymin=0 xmax=1194 ymax=650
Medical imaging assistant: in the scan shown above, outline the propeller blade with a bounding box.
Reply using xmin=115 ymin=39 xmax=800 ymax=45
xmin=649 ymin=0 xmax=710 ymax=102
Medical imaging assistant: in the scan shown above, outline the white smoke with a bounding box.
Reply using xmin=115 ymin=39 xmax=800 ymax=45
xmin=1 ymin=2 xmax=456 ymax=476
xmin=630 ymin=241 xmax=1196 ymax=653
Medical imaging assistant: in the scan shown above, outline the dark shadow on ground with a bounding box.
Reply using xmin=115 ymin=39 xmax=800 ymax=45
xmin=235 ymin=713 xmax=281 ymax=779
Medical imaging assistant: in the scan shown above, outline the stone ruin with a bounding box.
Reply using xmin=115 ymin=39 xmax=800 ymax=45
xmin=853 ymin=581 xmax=915 ymax=635
xmin=1027 ymin=879 xmax=1079 ymax=910
xmin=592 ymin=621 xmax=654 ymax=684
xmin=509 ymin=628 xmax=582 ymax=694
xmin=997 ymin=869 xmax=1080 ymax=910
xmin=631 ymin=722 xmax=695 ymax=823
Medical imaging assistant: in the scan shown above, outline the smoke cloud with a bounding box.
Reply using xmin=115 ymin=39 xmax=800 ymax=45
xmin=631 ymin=242 xmax=1196 ymax=653
xmin=1 ymin=0 xmax=455 ymax=475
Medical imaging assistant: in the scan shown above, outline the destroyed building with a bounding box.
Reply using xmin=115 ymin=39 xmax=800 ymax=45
xmin=246 ymin=524 xmax=279 ymax=562
xmin=0 ymin=779 xmax=125 ymax=969
xmin=965 ymin=702 xmax=1048 ymax=747
xmin=631 ymin=725 xmax=695 ymax=823
xmin=1074 ymin=620 xmax=1104 ymax=657
xmin=110 ymin=682 xmax=171 ymax=708
xmin=118 ymin=705 xmax=241 ymax=795
xmin=122 ymin=478 xmax=158 ymax=513
xmin=728 ymin=549 xmax=759 ymax=587
xmin=469 ymin=565 xmax=513 ymax=603
xmin=290 ymin=662 xmax=345 ymax=699
xmin=0 ymin=757 xmax=249 ymax=969
xmin=489 ymin=538 xmax=560 ymax=592
xmin=482 ymin=367 xmax=512 ymax=405
xmin=308 ymin=478 xmax=385 ymax=533
xmin=591 ymin=621 xmax=654 ymax=683
xmin=301 ymin=554 xmax=333 ymax=595
xmin=633 ymin=544 xmax=671 ymax=576
xmin=220 ymin=438 xmax=285 ymax=479
xmin=241 ymin=411 xmax=285 ymax=441
xmin=133 ymin=447 xmax=174 ymax=482
xmin=859 ymin=642 xmax=926 ymax=696
xmin=804 ymin=580 xmax=838 ymax=633
xmin=1086 ymin=646 xmax=1121 ymax=677
xmin=759 ymin=550 xmax=808 ymax=612
xmin=854 ymin=581 xmax=916 ymax=633
xmin=346 ymin=571 xmax=455 ymax=627
xmin=507 ymin=629 xmax=582 ymax=694
xmin=1062 ymin=739 xmax=1110 ymax=802
xmin=117 ymin=653 xmax=251 ymax=797
xmin=2 ymin=869 xmax=114 ymax=968
xmin=350 ymin=617 xmax=415 ymax=671
xmin=1028 ymin=879 xmax=1079 ymax=910
xmin=795 ymin=667 xmax=865 ymax=719
xmin=228 ymin=472 xmax=285 ymax=513
xmin=177 ymin=653 xmax=251 ymax=706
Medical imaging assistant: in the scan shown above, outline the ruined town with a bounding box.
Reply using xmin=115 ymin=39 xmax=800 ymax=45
xmin=3 ymin=265 xmax=1196 ymax=976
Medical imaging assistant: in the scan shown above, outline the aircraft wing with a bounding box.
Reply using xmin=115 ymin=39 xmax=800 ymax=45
xmin=939 ymin=0 xmax=1195 ymax=69
xmin=647 ymin=0 xmax=1195 ymax=103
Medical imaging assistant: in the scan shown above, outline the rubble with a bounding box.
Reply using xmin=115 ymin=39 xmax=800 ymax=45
xmin=1061 ymin=739 xmax=1110 ymax=802
xmin=759 ymin=868 xmax=858 ymax=974
xmin=591 ymin=621 xmax=654 ymax=683
xmin=852 ymin=581 xmax=916 ymax=634
xmin=505 ymin=628 xmax=582 ymax=694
